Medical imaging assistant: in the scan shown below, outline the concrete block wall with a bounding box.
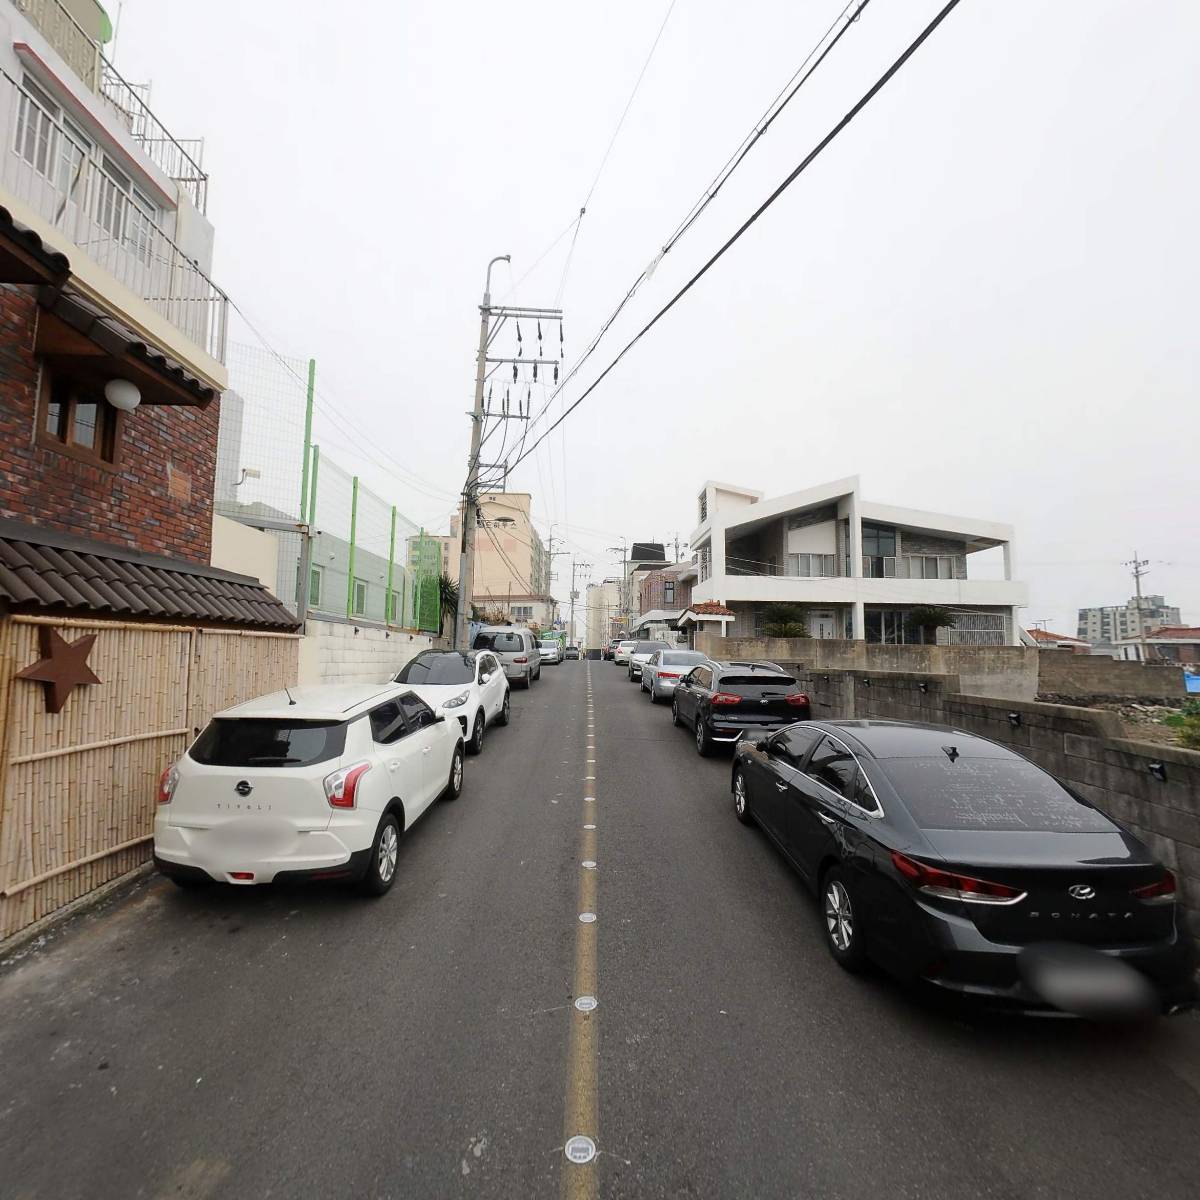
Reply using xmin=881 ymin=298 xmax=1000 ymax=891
xmin=782 ymin=665 xmax=1200 ymax=942
xmin=1037 ymin=653 xmax=1185 ymax=702
xmin=297 ymin=618 xmax=434 ymax=686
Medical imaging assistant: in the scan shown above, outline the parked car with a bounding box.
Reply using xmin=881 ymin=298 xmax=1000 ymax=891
xmin=672 ymin=661 xmax=811 ymax=755
xmin=613 ymin=639 xmax=638 ymax=665
xmin=393 ymin=649 xmax=509 ymax=755
xmin=641 ymin=649 xmax=709 ymax=701
xmin=565 ymin=645 xmax=580 ymax=660
xmin=154 ymin=684 xmax=465 ymax=896
xmin=539 ymin=639 xmax=564 ymax=665
xmin=603 ymin=638 xmax=622 ymax=661
xmin=730 ymin=720 xmax=1197 ymax=1017
xmin=472 ymin=625 xmax=542 ymax=688
xmin=627 ymin=640 xmax=671 ymax=682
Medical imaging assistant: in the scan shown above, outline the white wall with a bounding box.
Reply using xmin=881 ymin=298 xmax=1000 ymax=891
xmin=786 ymin=519 xmax=837 ymax=555
xmin=297 ymin=619 xmax=434 ymax=686
xmin=211 ymin=514 xmax=279 ymax=591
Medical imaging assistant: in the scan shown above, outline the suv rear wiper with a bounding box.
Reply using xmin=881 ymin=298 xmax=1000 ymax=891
xmin=246 ymin=755 xmax=302 ymax=764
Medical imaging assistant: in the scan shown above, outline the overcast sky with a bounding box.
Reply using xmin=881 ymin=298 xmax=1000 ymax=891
xmin=115 ymin=0 xmax=1198 ymax=632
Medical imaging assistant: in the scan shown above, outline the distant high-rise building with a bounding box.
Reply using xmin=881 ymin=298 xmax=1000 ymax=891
xmin=1077 ymin=595 xmax=1182 ymax=649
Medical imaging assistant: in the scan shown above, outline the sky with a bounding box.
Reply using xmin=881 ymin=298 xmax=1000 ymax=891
xmin=112 ymin=0 xmax=1199 ymax=633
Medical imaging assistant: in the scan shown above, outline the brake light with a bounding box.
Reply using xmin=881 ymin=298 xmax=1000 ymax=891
xmin=711 ymin=692 xmax=741 ymax=706
xmin=1131 ymin=870 xmax=1176 ymax=904
xmin=514 ymin=656 xmax=528 ymax=664
xmin=323 ymin=761 xmax=371 ymax=809
xmin=890 ymin=850 xmax=1025 ymax=905
xmin=157 ymin=764 xmax=179 ymax=805
xmin=230 ymin=872 xmax=255 ymax=881
xmin=659 ymin=672 xmax=680 ymax=680
xmin=786 ymin=693 xmax=810 ymax=707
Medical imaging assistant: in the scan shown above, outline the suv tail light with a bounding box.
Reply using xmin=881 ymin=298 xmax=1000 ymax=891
xmin=323 ymin=761 xmax=371 ymax=809
xmin=891 ymin=850 xmax=1026 ymax=905
xmin=786 ymin=693 xmax=810 ymax=707
xmin=1131 ymin=870 xmax=1176 ymax=905
xmin=157 ymin=764 xmax=179 ymax=805
xmin=514 ymin=656 xmax=528 ymax=664
xmin=711 ymin=692 xmax=741 ymax=706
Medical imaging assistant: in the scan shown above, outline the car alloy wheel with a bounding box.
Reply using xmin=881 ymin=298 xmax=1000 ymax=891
xmin=497 ymin=692 xmax=511 ymax=726
xmin=671 ymin=699 xmax=682 ymax=726
xmin=377 ymin=822 xmax=399 ymax=883
xmin=825 ymin=880 xmax=854 ymax=951
xmin=469 ymin=714 xmax=485 ymax=755
xmin=361 ymin=813 xmax=402 ymax=896
xmin=443 ymin=746 xmax=465 ymax=800
xmin=733 ymin=770 xmax=752 ymax=825
xmin=695 ymin=718 xmax=710 ymax=756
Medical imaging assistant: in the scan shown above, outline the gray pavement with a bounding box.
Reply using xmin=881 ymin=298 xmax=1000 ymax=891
xmin=1 ymin=659 xmax=1199 ymax=1199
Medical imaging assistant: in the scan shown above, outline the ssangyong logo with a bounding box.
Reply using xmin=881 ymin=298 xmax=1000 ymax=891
xmin=1068 ymin=884 xmax=1096 ymax=900
xmin=235 ymin=780 xmax=253 ymax=797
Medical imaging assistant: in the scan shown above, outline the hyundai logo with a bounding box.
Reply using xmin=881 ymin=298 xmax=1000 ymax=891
xmin=1068 ymin=883 xmax=1096 ymax=900
xmin=235 ymin=780 xmax=253 ymax=797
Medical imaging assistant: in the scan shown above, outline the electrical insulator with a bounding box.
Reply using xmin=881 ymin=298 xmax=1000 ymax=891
xmin=553 ymin=364 xmax=559 ymax=384
xmin=512 ymin=363 xmax=518 ymax=383
xmin=532 ymin=362 xmax=538 ymax=382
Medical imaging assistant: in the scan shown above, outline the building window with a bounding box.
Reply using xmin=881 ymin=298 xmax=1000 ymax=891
xmin=387 ymin=586 xmax=401 ymax=624
xmin=862 ymin=523 xmax=896 ymax=577
xmin=512 ymin=605 xmax=533 ymax=621
xmin=352 ymin=578 xmax=367 ymax=616
xmin=698 ymin=492 xmax=707 ymax=522
xmin=907 ymin=555 xmax=954 ymax=580
xmin=93 ymin=156 xmax=157 ymax=264
xmin=699 ymin=545 xmax=711 ymax=583
xmin=308 ymin=567 xmax=322 ymax=608
xmin=787 ymin=553 xmax=837 ymax=577
xmin=664 ymin=580 xmax=675 ymax=605
xmin=40 ymin=377 xmax=119 ymax=465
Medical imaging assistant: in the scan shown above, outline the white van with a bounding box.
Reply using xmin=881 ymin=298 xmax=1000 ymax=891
xmin=471 ymin=625 xmax=542 ymax=689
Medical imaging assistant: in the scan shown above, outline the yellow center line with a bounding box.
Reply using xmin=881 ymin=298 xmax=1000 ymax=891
xmin=563 ymin=667 xmax=600 ymax=1195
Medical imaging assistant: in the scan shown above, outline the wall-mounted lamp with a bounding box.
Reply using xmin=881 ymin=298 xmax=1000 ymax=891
xmin=104 ymin=378 xmax=141 ymax=411
xmin=1008 ymin=711 xmax=1022 ymax=728
xmin=919 ymin=682 xmax=929 ymax=693
xmin=234 ymin=467 xmax=262 ymax=488
xmin=860 ymin=677 xmax=871 ymax=687
xmin=1148 ymin=761 xmax=1167 ymax=783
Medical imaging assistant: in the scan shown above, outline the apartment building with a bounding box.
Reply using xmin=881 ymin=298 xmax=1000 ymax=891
xmin=688 ymin=478 xmax=1027 ymax=644
xmin=1078 ymin=595 xmax=1182 ymax=652
xmin=585 ymin=579 xmax=621 ymax=649
xmin=450 ymin=491 xmax=555 ymax=626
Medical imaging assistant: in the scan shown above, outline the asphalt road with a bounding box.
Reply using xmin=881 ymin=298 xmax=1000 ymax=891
xmin=2 ymin=660 xmax=1199 ymax=1200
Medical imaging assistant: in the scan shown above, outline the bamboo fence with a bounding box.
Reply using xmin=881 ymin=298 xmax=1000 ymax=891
xmin=0 ymin=615 xmax=299 ymax=940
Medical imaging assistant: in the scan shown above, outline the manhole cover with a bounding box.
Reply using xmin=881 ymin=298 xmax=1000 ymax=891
xmin=565 ymin=1135 xmax=597 ymax=1164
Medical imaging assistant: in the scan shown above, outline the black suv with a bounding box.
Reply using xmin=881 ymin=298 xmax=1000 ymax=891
xmin=671 ymin=661 xmax=811 ymax=756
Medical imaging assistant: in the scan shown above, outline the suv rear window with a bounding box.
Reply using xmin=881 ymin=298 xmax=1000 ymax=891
xmin=881 ymin=757 xmax=1113 ymax=832
xmin=190 ymin=719 xmax=347 ymax=768
xmin=396 ymin=653 xmax=475 ymax=685
xmin=720 ymin=674 xmax=799 ymax=696
xmin=473 ymin=632 xmax=525 ymax=653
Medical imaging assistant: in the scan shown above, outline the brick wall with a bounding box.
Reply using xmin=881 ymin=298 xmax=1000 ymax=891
xmin=0 ymin=285 xmax=218 ymax=565
xmin=297 ymin=617 xmax=434 ymax=686
xmin=639 ymin=568 xmax=692 ymax=614
xmin=782 ymin=665 xmax=1200 ymax=943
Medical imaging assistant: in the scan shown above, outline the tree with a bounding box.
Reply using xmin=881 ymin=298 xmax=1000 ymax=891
xmin=761 ymin=603 xmax=810 ymax=639
xmin=438 ymin=573 xmax=459 ymax=637
xmin=905 ymin=605 xmax=954 ymax=644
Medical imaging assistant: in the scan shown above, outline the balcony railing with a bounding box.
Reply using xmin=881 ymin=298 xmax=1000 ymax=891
xmin=15 ymin=0 xmax=209 ymax=210
xmin=2 ymin=70 xmax=228 ymax=362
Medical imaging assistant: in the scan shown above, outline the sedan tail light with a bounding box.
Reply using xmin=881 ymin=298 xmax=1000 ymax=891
xmin=658 ymin=671 xmax=680 ymax=681
xmin=891 ymin=850 xmax=1026 ymax=905
xmin=711 ymin=692 xmax=742 ymax=706
xmin=1131 ymin=870 xmax=1176 ymax=905
xmin=786 ymin=693 xmax=810 ymax=707
xmin=157 ymin=764 xmax=179 ymax=805
xmin=323 ymin=761 xmax=371 ymax=809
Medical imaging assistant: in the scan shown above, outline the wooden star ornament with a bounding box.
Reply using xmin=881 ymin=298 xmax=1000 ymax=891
xmin=16 ymin=627 xmax=102 ymax=714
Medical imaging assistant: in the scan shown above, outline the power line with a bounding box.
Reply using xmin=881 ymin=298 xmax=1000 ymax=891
xmin=508 ymin=0 xmax=963 ymax=476
xmin=519 ymin=0 xmax=873 ymax=447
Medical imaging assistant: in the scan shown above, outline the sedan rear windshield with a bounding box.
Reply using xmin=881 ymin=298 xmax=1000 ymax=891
xmin=395 ymin=654 xmax=475 ymax=685
xmin=882 ymin=757 xmax=1113 ymax=833
xmin=720 ymin=675 xmax=799 ymax=696
xmin=190 ymin=719 xmax=347 ymax=768
xmin=474 ymin=632 xmax=525 ymax=653
xmin=662 ymin=652 xmax=705 ymax=666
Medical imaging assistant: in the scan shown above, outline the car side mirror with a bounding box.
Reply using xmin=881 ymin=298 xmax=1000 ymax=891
xmin=481 ymin=672 xmax=492 ymax=684
xmin=434 ymin=712 xmax=446 ymax=724
xmin=755 ymin=736 xmax=771 ymax=752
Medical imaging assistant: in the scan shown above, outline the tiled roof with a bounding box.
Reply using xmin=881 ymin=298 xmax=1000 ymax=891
xmin=0 ymin=519 xmax=299 ymax=631
xmin=1027 ymin=628 xmax=1089 ymax=644
xmin=1143 ymin=626 xmax=1200 ymax=640
xmin=689 ymin=602 xmax=735 ymax=616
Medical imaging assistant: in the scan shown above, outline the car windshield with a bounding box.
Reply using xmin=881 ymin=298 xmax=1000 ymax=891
xmin=474 ymin=632 xmax=525 ymax=653
xmin=189 ymin=719 xmax=347 ymax=767
xmin=662 ymin=652 xmax=705 ymax=666
xmin=395 ymin=653 xmax=475 ymax=685
xmin=881 ymin=757 xmax=1114 ymax=833
xmin=540 ymin=641 xmax=558 ymax=650
xmin=619 ymin=641 xmax=637 ymax=648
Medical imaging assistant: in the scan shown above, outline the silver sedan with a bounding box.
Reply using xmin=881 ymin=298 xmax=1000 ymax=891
xmin=640 ymin=649 xmax=710 ymax=702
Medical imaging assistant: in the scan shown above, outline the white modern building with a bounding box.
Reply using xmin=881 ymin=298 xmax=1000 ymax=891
xmin=687 ymin=478 xmax=1027 ymax=645
xmin=585 ymin=579 xmax=621 ymax=650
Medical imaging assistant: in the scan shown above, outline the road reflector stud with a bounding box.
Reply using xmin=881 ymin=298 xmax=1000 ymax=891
xmin=579 ymin=911 xmax=597 ymax=923
xmin=575 ymin=995 xmax=598 ymax=1012
xmin=582 ymin=860 xmax=597 ymax=869
xmin=565 ymin=1135 xmax=597 ymax=1164
xmin=584 ymin=823 xmax=596 ymax=829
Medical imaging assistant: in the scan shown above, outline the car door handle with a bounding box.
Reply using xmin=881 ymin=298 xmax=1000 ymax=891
xmin=775 ymin=782 xmax=789 ymax=792
xmin=388 ymin=762 xmax=400 ymax=772
xmin=422 ymin=746 xmax=432 ymax=755
xmin=817 ymin=812 xmax=836 ymax=826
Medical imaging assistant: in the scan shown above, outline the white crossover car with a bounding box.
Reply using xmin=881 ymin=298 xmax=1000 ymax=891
xmin=154 ymin=683 xmax=464 ymax=895
xmin=393 ymin=649 xmax=510 ymax=755
xmin=613 ymin=639 xmax=638 ymax=666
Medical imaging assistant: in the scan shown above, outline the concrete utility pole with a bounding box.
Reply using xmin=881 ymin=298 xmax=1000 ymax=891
xmin=453 ymin=257 xmax=563 ymax=650
xmin=607 ymin=537 xmax=629 ymax=621
xmin=1123 ymin=552 xmax=1151 ymax=662
xmin=569 ymin=558 xmax=591 ymax=646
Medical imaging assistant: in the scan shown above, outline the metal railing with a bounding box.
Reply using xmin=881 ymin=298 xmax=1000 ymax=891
xmin=2 ymin=71 xmax=228 ymax=362
xmin=15 ymin=0 xmax=209 ymax=210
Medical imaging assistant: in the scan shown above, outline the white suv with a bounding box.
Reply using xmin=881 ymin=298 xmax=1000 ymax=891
xmin=393 ymin=649 xmax=510 ymax=755
xmin=154 ymin=684 xmax=464 ymax=895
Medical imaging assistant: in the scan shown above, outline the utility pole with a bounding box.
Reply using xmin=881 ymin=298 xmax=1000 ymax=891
xmin=570 ymin=558 xmax=591 ymax=647
xmin=607 ymin=537 xmax=629 ymax=623
xmin=1123 ymin=552 xmax=1151 ymax=662
xmin=454 ymin=255 xmax=563 ymax=649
